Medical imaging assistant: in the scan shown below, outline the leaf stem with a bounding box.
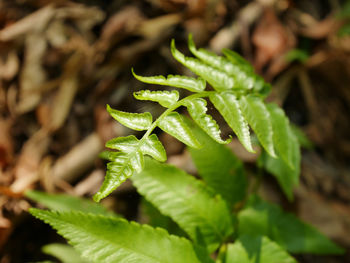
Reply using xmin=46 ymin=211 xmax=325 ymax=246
xmin=141 ymin=91 xmax=215 ymax=140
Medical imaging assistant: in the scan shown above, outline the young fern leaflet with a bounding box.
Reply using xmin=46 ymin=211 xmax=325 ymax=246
xmin=93 ymin=36 xmax=300 ymax=202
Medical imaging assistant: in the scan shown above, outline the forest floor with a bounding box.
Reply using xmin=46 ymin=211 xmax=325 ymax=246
xmin=0 ymin=0 xmax=350 ymax=262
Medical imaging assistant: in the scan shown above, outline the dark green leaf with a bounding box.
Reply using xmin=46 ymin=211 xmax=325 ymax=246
xmin=132 ymin=158 xmax=234 ymax=252
xmin=238 ymin=196 xmax=344 ymax=254
xmin=188 ymin=125 xmax=247 ymax=207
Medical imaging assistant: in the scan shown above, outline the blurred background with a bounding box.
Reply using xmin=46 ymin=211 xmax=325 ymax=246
xmin=0 ymin=0 xmax=349 ymax=262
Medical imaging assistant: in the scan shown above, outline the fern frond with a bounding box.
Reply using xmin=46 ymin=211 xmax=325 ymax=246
xmin=94 ymin=36 xmax=301 ymax=201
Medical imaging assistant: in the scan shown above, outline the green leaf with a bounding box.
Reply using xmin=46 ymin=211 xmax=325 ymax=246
xmin=93 ymin=151 xmax=141 ymax=202
xmin=134 ymin=90 xmax=179 ymax=108
xmin=188 ymin=125 xmax=247 ymax=207
xmin=290 ymin=124 xmax=313 ymax=149
xmin=239 ymin=95 xmax=276 ymax=157
xmin=221 ymin=49 xmax=254 ymax=73
xmin=140 ymin=134 xmax=167 ymax=162
xmin=42 ymin=243 xmax=89 ymax=263
xmin=209 ymin=92 xmax=254 ymax=153
xmin=25 ymin=190 xmax=116 ymax=217
xmin=132 ymin=158 xmax=234 ymax=252
xmin=106 ymin=135 xmax=139 ymax=152
xmin=184 ymin=98 xmax=230 ymax=144
xmin=267 ymin=103 xmax=296 ymax=169
xmin=132 ymin=69 xmax=205 ymax=93
xmin=260 ymin=150 xmax=300 ymax=201
xmin=30 ymin=209 xmax=204 ymax=263
xmin=188 ymin=36 xmax=253 ymax=91
xmin=238 ymin=196 xmax=344 ymax=254
xmin=158 ymin=112 xmax=201 ymax=148
xmin=171 ymin=40 xmax=235 ymax=91
xmin=107 ymin=105 xmax=152 ymax=131
xmin=224 ymin=235 xmax=296 ymax=263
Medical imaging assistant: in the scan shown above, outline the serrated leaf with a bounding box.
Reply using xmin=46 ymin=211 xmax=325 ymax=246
xmin=209 ymin=92 xmax=254 ymax=153
xmin=107 ymin=105 xmax=152 ymax=131
xmin=238 ymin=196 xmax=344 ymax=254
xmin=132 ymin=69 xmax=205 ymax=93
xmin=184 ymin=98 xmax=229 ymax=144
xmin=94 ymin=152 xmax=139 ymax=202
xmin=25 ymin=191 xmax=116 ymax=217
xmin=134 ymin=90 xmax=179 ymax=107
xmin=224 ymin=235 xmax=296 ymax=263
xmin=171 ymin=40 xmax=235 ymax=91
xmin=132 ymin=158 xmax=234 ymax=252
xmin=239 ymin=95 xmax=276 ymax=157
xmin=42 ymin=243 xmax=89 ymax=263
xmin=30 ymin=209 xmax=204 ymax=263
xmin=267 ymin=104 xmax=295 ymax=168
xmin=106 ymin=135 xmax=139 ymax=152
xmin=188 ymin=36 xmax=254 ymax=90
xmin=140 ymin=134 xmax=167 ymax=162
xmin=188 ymin=125 xmax=247 ymax=207
xmin=158 ymin=112 xmax=201 ymax=148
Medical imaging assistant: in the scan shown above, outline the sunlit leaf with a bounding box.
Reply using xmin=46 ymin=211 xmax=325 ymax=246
xmin=158 ymin=112 xmax=201 ymax=148
xmin=140 ymin=134 xmax=167 ymax=162
xmin=30 ymin=209 xmax=204 ymax=263
xmin=107 ymin=105 xmax=152 ymax=131
xmin=133 ymin=69 xmax=205 ymax=93
xmin=106 ymin=135 xmax=139 ymax=152
xmin=239 ymin=95 xmax=276 ymax=157
xmin=184 ymin=98 xmax=229 ymax=144
xmin=210 ymin=92 xmax=254 ymax=153
xmin=134 ymin=89 xmax=179 ymax=107
xmin=171 ymin=40 xmax=235 ymax=91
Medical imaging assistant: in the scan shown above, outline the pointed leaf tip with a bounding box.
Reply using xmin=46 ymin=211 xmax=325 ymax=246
xmin=107 ymin=105 xmax=152 ymax=131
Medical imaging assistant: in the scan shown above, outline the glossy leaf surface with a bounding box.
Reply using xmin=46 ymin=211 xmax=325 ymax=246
xmin=132 ymin=69 xmax=205 ymax=93
xmin=134 ymin=89 xmax=179 ymax=108
xmin=158 ymin=112 xmax=201 ymax=148
xmin=171 ymin=40 xmax=235 ymax=91
xmin=210 ymin=92 xmax=253 ymax=153
xmin=239 ymin=95 xmax=276 ymax=157
xmin=93 ymin=151 xmax=141 ymax=202
xmin=140 ymin=134 xmax=167 ymax=162
xmin=107 ymin=105 xmax=152 ymax=131
xmin=184 ymin=98 xmax=229 ymax=144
